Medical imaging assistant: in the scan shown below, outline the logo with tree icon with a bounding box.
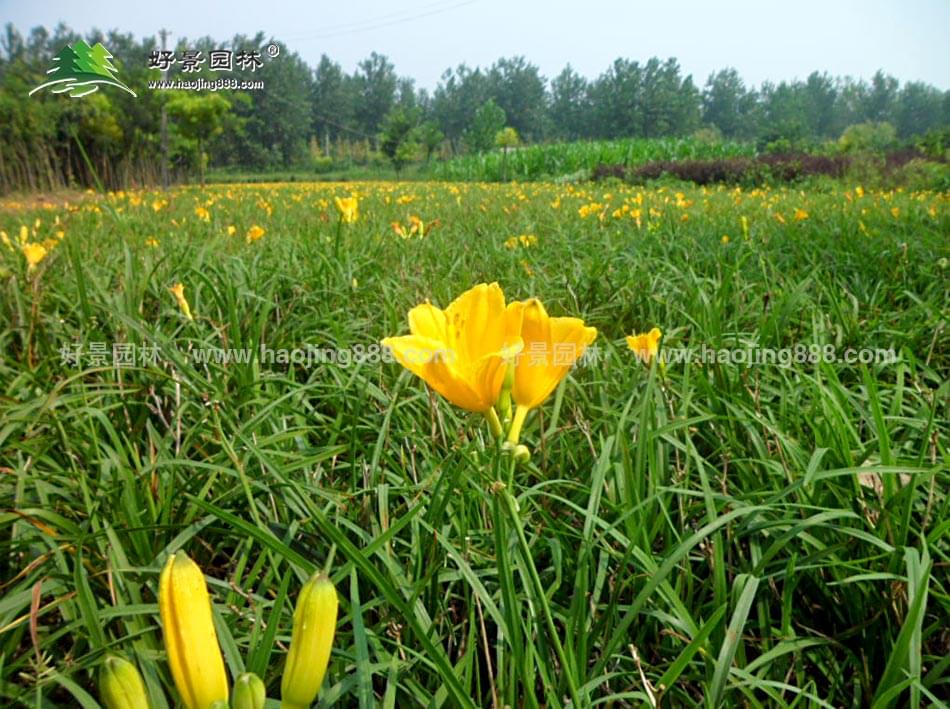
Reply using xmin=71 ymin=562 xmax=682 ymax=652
xmin=29 ymin=40 xmax=137 ymax=98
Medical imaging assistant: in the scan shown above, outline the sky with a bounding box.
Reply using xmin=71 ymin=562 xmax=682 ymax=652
xmin=2 ymin=0 xmax=949 ymax=91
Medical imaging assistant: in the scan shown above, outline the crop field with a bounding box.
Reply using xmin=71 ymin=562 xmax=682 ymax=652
xmin=432 ymin=138 xmax=756 ymax=182
xmin=1 ymin=180 xmax=948 ymax=707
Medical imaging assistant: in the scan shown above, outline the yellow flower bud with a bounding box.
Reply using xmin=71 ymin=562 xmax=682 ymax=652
xmin=280 ymin=573 xmax=338 ymax=709
xmin=159 ymin=552 xmax=229 ymax=709
xmin=232 ymin=673 xmax=266 ymax=709
xmin=99 ymin=655 xmax=150 ymax=709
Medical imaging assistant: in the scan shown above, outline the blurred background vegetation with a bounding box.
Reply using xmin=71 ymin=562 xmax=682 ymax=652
xmin=1 ymin=22 xmax=948 ymax=192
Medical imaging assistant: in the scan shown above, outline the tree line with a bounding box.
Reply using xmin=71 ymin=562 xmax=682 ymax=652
xmin=1 ymin=22 xmax=947 ymax=191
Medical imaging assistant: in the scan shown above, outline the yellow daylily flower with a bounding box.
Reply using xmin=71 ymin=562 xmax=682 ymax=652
xmin=22 ymin=242 xmax=48 ymax=271
xmin=280 ymin=573 xmax=338 ymax=709
xmin=246 ymin=225 xmax=265 ymax=243
xmin=507 ymin=298 xmax=597 ymax=441
xmin=334 ymin=195 xmax=359 ymax=223
xmin=382 ymin=282 xmax=523 ymax=413
xmin=626 ymin=327 xmax=662 ymax=364
xmin=168 ymin=283 xmax=194 ymax=321
xmin=158 ymin=553 xmax=229 ymax=709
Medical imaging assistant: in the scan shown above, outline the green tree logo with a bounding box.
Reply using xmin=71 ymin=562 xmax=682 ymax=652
xmin=29 ymin=40 xmax=137 ymax=98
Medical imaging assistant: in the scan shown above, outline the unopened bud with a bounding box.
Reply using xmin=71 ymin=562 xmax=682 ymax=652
xmin=99 ymin=655 xmax=149 ymax=709
xmin=232 ymin=673 xmax=266 ymax=709
xmin=281 ymin=573 xmax=338 ymax=709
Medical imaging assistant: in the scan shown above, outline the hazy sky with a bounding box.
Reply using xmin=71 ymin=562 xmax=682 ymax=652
xmin=2 ymin=0 xmax=948 ymax=90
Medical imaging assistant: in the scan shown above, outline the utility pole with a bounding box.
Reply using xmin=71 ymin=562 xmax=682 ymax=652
xmin=159 ymin=28 xmax=170 ymax=190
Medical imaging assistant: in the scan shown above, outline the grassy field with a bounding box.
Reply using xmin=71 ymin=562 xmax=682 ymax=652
xmin=0 ymin=180 xmax=948 ymax=707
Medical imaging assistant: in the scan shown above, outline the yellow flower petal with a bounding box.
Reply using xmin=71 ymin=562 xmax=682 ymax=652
xmin=382 ymin=283 xmax=524 ymax=412
xmin=626 ymin=327 xmax=662 ymax=364
xmin=511 ymin=298 xmax=597 ymax=409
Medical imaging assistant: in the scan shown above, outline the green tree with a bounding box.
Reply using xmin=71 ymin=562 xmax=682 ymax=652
xmin=354 ymin=52 xmax=397 ymax=139
xmin=549 ymin=65 xmax=590 ymax=140
xmin=702 ymin=68 xmax=758 ymax=139
xmin=463 ymin=99 xmax=506 ymax=153
xmin=839 ymin=121 xmax=897 ymax=153
xmin=380 ymin=106 xmax=419 ymax=173
xmin=432 ymin=64 xmax=490 ymax=151
xmin=414 ymin=120 xmax=444 ymax=163
xmin=895 ymin=81 xmax=944 ymax=138
xmin=589 ymin=58 xmax=643 ymax=138
xmin=166 ymin=93 xmax=230 ymax=185
xmin=311 ymin=54 xmax=355 ymax=145
xmin=487 ymin=56 xmax=547 ymax=141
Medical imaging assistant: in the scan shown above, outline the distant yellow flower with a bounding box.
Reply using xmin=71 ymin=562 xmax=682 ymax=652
xmin=246 ymin=225 xmax=265 ymax=243
xmin=381 ymin=283 xmax=523 ymax=413
xmin=721 ymin=235 xmax=730 ymax=245
xmin=578 ymin=202 xmax=604 ymax=219
xmin=159 ymin=553 xmax=229 ymax=709
xmin=168 ymin=282 xmax=194 ymax=320
xmin=334 ymin=195 xmax=359 ymax=223
xmin=152 ymin=199 xmax=167 ymax=213
xmin=22 ymin=242 xmax=48 ymax=271
xmin=0 ymin=231 xmax=10 ymax=250
xmin=794 ymin=208 xmax=809 ymax=221
xmin=194 ymin=206 xmax=210 ymax=222
xmin=626 ymin=327 xmax=662 ymax=364
xmin=392 ymin=221 xmax=409 ymax=239
xmin=504 ymin=236 xmax=518 ymax=249
xmin=506 ymin=298 xmax=597 ymax=442
xmin=227 ymin=225 xmax=237 ymax=236
xmin=408 ymin=215 xmax=425 ymax=236
xmin=145 ymin=238 xmax=159 ymax=248
xmin=890 ymin=207 xmax=900 ymax=218
xmin=855 ymin=185 xmax=864 ymax=198
xmin=519 ymin=234 xmax=537 ymax=247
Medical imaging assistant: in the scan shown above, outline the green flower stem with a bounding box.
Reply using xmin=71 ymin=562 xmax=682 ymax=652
xmin=499 ymin=481 xmax=582 ymax=707
xmin=333 ymin=216 xmax=343 ymax=260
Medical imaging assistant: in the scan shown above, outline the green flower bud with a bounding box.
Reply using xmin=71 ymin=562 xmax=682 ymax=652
xmin=232 ymin=672 xmax=266 ymax=709
xmin=513 ymin=444 xmax=531 ymax=464
xmin=99 ymin=655 xmax=150 ymax=709
xmin=280 ymin=573 xmax=338 ymax=709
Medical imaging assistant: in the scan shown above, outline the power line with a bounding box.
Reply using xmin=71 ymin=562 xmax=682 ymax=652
xmin=285 ymin=0 xmax=478 ymax=41
xmin=281 ymin=0 xmax=468 ymax=39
